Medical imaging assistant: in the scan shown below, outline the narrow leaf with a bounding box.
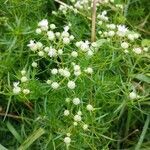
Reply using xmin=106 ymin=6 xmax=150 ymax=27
xmin=0 ymin=144 xmax=8 ymax=150
xmin=6 ymin=122 xmax=23 ymax=143
xmin=135 ymin=115 xmax=150 ymax=150
xmin=135 ymin=74 xmax=150 ymax=83
xmin=18 ymin=128 xmax=45 ymax=150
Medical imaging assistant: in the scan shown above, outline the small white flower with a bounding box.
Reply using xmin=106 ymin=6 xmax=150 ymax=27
xmin=48 ymin=48 xmax=57 ymax=57
xmin=55 ymin=32 xmax=61 ymax=37
xmin=83 ymin=124 xmax=88 ymax=130
xmin=74 ymin=65 xmax=80 ymax=71
xmin=13 ymin=82 xmax=20 ymax=87
xmin=73 ymin=98 xmax=80 ymax=105
xmin=51 ymin=68 xmax=58 ymax=75
xmin=134 ymin=33 xmax=140 ymax=39
xmin=36 ymin=28 xmax=42 ymax=34
xmin=23 ymin=89 xmax=30 ymax=95
xmin=67 ymin=81 xmax=76 ymax=89
xmin=63 ymin=69 xmax=71 ymax=78
xmin=117 ymin=25 xmax=128 ymax=37
xmin=121 ymin=42 xmax=129 ymax=49
xmin=21 ymin=70 xmax=26 ymax=76
xmin=80 ymin=42 xmax=89 ymax=52
xmin=46 ymin=80 xmax=52 ymax=85
xmin=74 ymin=70 xmax=81 ymax=76
xmin=71 ymin=51 xmax=78 ymax=57
xmin=13 ymin=82 xmax=21 ymax=94
xmin=13 ymin=86 xmax=21 ymax=94
xmin=50 ymin=24 xmax=56 ymax=30
xmin=133 ymin=47 xmax=142 ymax=54
xmin=21 ymin=76 xmax=28 ymax=83
xmin=38 ymin=51 xmax=44 ymax=57
xmin=84 ymin=67 xmax=93 ymax=74
xmin=38 ymin=19 xmax=48 ymax=31
xmin=32 ymin=62 xmax=38 ymax=68
xmin=63 ymin=37 xmax=70 ymax=44
xmin=44 ymin=47 xmax=50 ymax=52
xmin=108 ymin=24 xmax=116 ymax=29
xmin=86 ymin=104 xmax=94 ymax=111
xmin=108 ymin=31 xmax=115 ymax=37
xmin=27 ymin=40 xmax=37 ymax=51
xmin=70 ymin=35 xmax=74 ymax=40
xmin=74 ymin=114 xmax=82 ymax=122
xmin=75 ymin=41 xmax=82 ymax=47
xmin=58 ymin=49 xmax=63 ymax=55
xmin=47 ymin=31 xmax=55 ymax=41
xmin=129 ymin=92 xmax=137 ymax=100
xmin=64 ymin=26 xmax=69 ymax=32
xmin=58 ymin=69 xmax=64 ymax=75
xmin=51 ymin=82 xmax=59 ymax=89
xmin=127 ymin=34 xmax=135 ymax=41
xmin=64 ymin=137 xmax=71 ymax=145
xmin=62 ymin=31 xmax=69 ymax=37
xmin=73 ymin=122 xmax=78 ymax=126
xmin=64 ymin=110 xmax=70 ymax=116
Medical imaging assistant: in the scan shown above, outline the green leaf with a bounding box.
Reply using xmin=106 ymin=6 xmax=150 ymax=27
xmin=134 ymin=74 xmax=150 ymax=83
xmin=6 ymin=122 xmax=23 ymax=144
xmin=96 ymin=39 xmax=107 ymax=47
xmin=135 ymin=115 xmax=150 ymax=150
xmin=0 ymin=144 xmax=8 ymax=150
xmin=18 ymin=128 xmax=45 ymax=150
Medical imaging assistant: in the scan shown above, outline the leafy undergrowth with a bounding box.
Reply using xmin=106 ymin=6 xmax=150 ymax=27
xmin=0 ymin=0 xmax=150 ymax=150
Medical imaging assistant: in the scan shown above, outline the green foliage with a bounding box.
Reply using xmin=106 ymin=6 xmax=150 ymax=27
xmin=0 ymin=0 xmax=149 ymax=150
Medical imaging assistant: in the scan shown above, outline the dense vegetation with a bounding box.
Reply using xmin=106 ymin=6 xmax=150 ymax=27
xmin=0 ymin=0 xmax=149 ymax=149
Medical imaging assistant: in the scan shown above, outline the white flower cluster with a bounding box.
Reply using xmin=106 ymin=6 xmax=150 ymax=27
xmin=59 ymin=5 xmax=68 ymax=14
xmin=73 ymin=64 xmax=81 ymax=76
xmin=28 ymin=24 xmax=76 ymax=61
xmin=63 ymin=101 xmax=94 ymax=134
xmin=64 ymin=136 xmax=71 ymax=145
xmin=75 ymin=40 xmax=95 ymax=56
xmin=97 ymin=11 xmax=108 ymax=22
xmin=63 ymin=97 xmax=94 ymax=145
xmin=37 ymin=19 xmax=48 ymax=31
xmin=13 ymin=70 xmax=30 ymax=95
xmin=74 ymin=0 xmax=90 ymax=10
xmin=96 ymin=12 xmax=149 ymax=54
xmin=13 ymin=82 xmax=21 ymax=94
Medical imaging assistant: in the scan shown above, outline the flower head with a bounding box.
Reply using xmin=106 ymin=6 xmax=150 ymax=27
xmin=67 ymin=81 xmax=76 ymax=89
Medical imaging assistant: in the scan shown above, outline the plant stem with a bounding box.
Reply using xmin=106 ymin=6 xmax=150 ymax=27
xmin=91 ymin=0 xmax=97 ymax=42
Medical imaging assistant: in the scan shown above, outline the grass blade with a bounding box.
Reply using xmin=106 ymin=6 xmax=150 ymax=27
xmin=0 ymin=144 xmax=8 ymax=150
xmin=18 ymin=128 xmax=45 ymax=150
xmin=6 ymin=121 xmax=23 ymax=144
xmin=135 ymin=115 xmax=150 ymax=150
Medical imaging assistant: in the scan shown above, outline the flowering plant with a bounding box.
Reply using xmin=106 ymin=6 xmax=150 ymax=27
xmin=1 ymin=0 xmax=149 ymax=149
